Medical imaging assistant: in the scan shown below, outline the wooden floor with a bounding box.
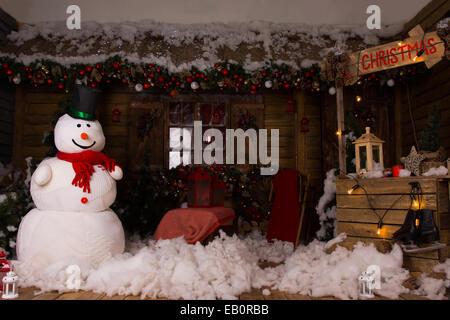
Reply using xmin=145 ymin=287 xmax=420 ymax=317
xmin=0 ymin=286 xmax=437 ymax=300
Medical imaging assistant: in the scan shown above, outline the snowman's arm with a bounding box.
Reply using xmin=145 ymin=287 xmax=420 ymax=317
xmin=32 ymin=163 xmax=52 ymax=186
xmin=109 ymin=166 xmax=123 ymax=181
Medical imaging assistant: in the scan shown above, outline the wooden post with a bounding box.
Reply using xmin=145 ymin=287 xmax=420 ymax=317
xmin=336 ymin=87 xmax=346 ymax=174
xmin=394 ymin=86 xmax=403 ymax=164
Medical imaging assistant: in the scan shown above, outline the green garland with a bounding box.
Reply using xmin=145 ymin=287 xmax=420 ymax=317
xmin=0 ymin=55 xmax=429 ymax=95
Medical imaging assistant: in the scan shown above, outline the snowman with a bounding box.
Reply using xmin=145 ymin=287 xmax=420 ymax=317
xmin=16 ymin=86 xmax=125 ymax=270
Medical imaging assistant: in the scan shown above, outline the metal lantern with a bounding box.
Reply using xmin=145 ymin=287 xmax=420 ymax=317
xmin=353 ymin=127 xmax=384 ymax=174
xmin=358 ymin=271 xmax=375 ymax=298
xmin=211 ymin=176 xmax=226 ymax=207
xmin=286 ymin=98 xmax=295 ymax=113
xmin=187 ymin=167 xmax=212 ymax=208
xmin=112 ymin=108 xmax=121 ymax=123
xmin=2 ymin=270 xmax=19 ymax=299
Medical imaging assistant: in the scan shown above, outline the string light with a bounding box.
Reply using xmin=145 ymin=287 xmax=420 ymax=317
xmin=413 ymin=48 xmax=425 ymax=62
xmin=336 ymin=130 xmax=342 ymax=136
xmin=377 ymin=221 xmax=383 ymax=236
xmin=347 ymin=184 xmax=360 ymax=194
xmin=356 ymin=95 xmax=362 ymax=103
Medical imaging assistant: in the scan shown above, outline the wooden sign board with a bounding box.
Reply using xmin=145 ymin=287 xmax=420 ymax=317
xmin=346 ymin=25 xmax=445 ymax=85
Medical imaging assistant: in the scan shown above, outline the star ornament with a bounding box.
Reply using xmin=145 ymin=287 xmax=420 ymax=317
xmin=401 ymin=146 xmax=426 ymax=176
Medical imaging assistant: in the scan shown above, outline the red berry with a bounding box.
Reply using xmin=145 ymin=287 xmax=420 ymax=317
xmin=186 ymin=77 xmax=192 ymax=83
xmin=81 ymin=197 xmax=88 ymax=204
xmin=221 ymin=69 xmax=229 ymax=76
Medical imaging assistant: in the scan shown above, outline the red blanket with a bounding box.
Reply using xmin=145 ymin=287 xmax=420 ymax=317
xmin=154 ymin=207 xmax=235 ymax=244
xmin=266 ymin=169 xmax=300 ymax=243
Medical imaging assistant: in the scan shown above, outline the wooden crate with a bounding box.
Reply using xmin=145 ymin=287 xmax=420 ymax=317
xmin=336 ymin=176 xmax=450 ymax=273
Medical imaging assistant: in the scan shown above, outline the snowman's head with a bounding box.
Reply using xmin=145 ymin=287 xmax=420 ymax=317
xmin=54 ymin=114 xmax=106 ymax=153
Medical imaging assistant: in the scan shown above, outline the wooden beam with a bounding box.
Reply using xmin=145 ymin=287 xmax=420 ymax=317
xmin=394 ymin=86 xmax=403 ymax=163
xmin=336 ymin=87 xmax=346 ymax=174
xmin=402 ymin=0 xmax=448 ymax=35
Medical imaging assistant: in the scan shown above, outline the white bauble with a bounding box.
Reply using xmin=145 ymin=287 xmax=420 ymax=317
xmin=387 ymin=79 xmax=395 ymax=87
xmin=135 ymin=83 xmax=143 ymax=92
xmin=328 ymin=87 xmax=336 ymax=95
xmin=264 ymin=80 xmax=273 ymax=88
xmin=54 ymin=114 xmax=105 ymax=154
xmin=16 ymin=208 xmax=125 ymax=269
xmin=190 ymin=81 xmax=199 ymax=90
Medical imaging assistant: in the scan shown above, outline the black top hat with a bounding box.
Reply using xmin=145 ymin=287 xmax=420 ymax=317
xmin=68 ymin=85 xmax=102 ymax=121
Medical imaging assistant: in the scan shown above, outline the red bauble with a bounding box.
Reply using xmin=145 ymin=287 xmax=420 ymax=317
xmin=221 ymin=69 xmax=229 ymax=76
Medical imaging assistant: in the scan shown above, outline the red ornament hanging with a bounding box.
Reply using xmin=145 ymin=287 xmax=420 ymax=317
xmin=286 ymin=98 xmax=295 ymax=113
xmin=187 ymin=167 xmax=212 ymax=208
xmin=300 ymin=117 xmax=309 ymax=132
xmin=112 ymin=108 xmax=121 ymax=123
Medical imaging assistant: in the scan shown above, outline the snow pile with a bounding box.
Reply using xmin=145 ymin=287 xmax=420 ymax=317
xmin=361 ymin=162 xmax=384 ymax=179
xmin=422 ymin=166 xmax=448 ymax=177
xmin=413 ymin=273 xmax=448 ymax=300
xmin=274 ymin=241 xmax=410 ymax=299
xmin=12 ymin=231 xmax=418 ymax=300
xmin=2 ymin=20 xmax=386 ymax=73
xmin=315 ymin=169 xmax=337 ymax=240
xmin=399 ymin=169 xmax=411 ymax=177
xmin=14 ymin=232 xmax=275 ymax=300
xmin=240 ymin=231 xmax=294 ymax=263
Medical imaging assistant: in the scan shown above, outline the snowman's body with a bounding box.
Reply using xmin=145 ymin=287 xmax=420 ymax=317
xmin=17 ymin=114 xmax=125 ymax=269
xmin=30 ymin=157 xmax=116 ymax=212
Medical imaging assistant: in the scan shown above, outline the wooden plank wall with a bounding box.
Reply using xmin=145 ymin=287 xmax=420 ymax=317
xmin=0 ymin=82 xmax=14 ymax=163
xmin=263 ymin=93 xmax=296 ymax=170
xmin=397 ymin=60 xmax=450 ymax=161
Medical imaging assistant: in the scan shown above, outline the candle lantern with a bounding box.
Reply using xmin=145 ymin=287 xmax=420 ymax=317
xmin=300 ymin=117 xmax=309 ymax=133
xmin=286 ymin=98 xmax=295 ymax=113
xmin=358 ymin=271 xmax=375 ymax=298
xmin=2 ymin=270 xmax=19 ymax=299
xmin=353 ymin=127 xmax=384 ymax=174
xmin=187 ymin=167 xmax=212 ymax=208
xmin=211 ymin=176 xmax=226 ymax=207
xmin=112 ymin=108 xmax=121 ymax=123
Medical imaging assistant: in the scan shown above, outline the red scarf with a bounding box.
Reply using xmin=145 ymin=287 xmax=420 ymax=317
xmin=57 ymin=150 xmax=117 ymax=193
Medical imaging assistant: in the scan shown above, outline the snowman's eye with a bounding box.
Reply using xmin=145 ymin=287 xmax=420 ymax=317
xmin=77 ymin=124 xmax=81 ymax=128
xmin=87 ymin=124 xmax=91 ymax=128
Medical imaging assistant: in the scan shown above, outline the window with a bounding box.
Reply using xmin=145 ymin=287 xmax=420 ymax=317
xmin=168 ymin=102 xmax=228 ymax=168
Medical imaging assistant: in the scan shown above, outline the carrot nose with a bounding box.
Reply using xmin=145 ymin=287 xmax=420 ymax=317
xmin=80 ymin=132 xmax=89 ymax=140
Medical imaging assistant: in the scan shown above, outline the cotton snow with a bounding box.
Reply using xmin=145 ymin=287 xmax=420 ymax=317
xmin=399 ymin=169 xmax=411 ymax=177
xmin=11 ymin=231 xmax=418 ymax=300
xmin=422 ymin=166 xmax=448 ymax=176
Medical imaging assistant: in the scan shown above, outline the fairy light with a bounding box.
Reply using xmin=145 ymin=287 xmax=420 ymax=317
xmin=336 ymin=130 xmax=342 ymax=136
xmin=347 ymin=184 xmax=360 ymax=194
xmin=356 ymin=95 xmax=362 ymax=103
xmin=377 ymin=221 xmax=383 ymax=236
xmin=413 ymin=48 xmax=425 ymax=62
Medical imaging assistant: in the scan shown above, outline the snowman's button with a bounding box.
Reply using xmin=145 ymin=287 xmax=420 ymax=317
xmin=81 ymin=197 xmax=88 ymax=204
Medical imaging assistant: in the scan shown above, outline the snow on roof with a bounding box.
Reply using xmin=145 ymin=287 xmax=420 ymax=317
xmin=0 ymin=20 xmax=402 ymax=72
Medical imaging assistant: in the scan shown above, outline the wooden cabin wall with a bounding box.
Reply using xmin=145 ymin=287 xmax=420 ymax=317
xmin=11 ymin=86 xmax=323 ymax=223
xmin=396 ymin=60 xmax=450 ymax=162
xmin=321 ymin=85 xmax=396 ymax=175
xmin=0 ymin=81 xmax=14 ymax=163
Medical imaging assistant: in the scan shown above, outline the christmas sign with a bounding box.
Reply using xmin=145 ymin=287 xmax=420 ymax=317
xmin=346 ymin=25 xmax=445 ymax=85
